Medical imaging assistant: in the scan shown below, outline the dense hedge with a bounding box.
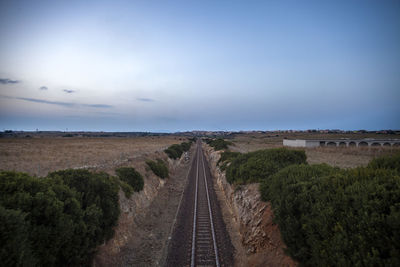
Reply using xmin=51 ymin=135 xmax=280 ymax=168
xmin=205 ymin=138 xmax=232 ymax=150
xmin=115 ymin=167 xmax=144 ymax=193
xmin=0 ymin=203 xmax=35 ymax=266
xmin=48 ymin=169 xmax=120 ymax=242
xmin=117 ymin=178 xmax=134 ymax=198
xmin=368 ymin=152 xmax=400 ymax=173
xmin=0 ymin=169 xmax=120 ymax=266
xmin=225 ymin=148 xmax=306 ymax=184
xmin=164 ymin=141 xmax=192 ymax=159
xmin=146 ymin=159 xmax=169 ymax=179
xmin=217 ymin=151 xmax=241 ymax=171
xmin=180 ymin=142 xmax=192 ymax=152
xmin=259 ymin=153 xmax=400 ymax=266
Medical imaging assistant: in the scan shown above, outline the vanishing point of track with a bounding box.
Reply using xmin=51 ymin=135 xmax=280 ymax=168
xmin=165 ymin=140 xmax=233 ymax=267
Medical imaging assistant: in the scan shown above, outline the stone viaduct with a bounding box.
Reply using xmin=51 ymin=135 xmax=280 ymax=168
xmin=283 ymin=139 xmax=400 ymax=148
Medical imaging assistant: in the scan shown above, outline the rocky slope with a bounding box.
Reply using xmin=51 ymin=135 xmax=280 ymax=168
xmin=203 ymin=145 xmax=297 ymax=267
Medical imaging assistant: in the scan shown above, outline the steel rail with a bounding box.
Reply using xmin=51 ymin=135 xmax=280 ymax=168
xmin=200 ymin=147 xmax=220 ymax=267
xmin=190 ymin=142 xmax=220 ymax=267
xmin=190 ymin=145 xmax=199 ymax=267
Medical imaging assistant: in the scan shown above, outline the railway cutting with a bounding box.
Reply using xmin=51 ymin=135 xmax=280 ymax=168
xmin=165 ymin=140 xmax=234 ymax=267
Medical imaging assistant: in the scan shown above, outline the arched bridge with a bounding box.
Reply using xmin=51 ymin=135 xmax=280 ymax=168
xmin=283 ymin=139 xmax=400 ymax=148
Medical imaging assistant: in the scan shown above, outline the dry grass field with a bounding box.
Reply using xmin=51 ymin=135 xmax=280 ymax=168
xmin=1 ymin=132 xmax=399 ymax=176
xmin=229 ymin=132 xmax=400 ymax=168
xmin=0 ymin=136 xmax=184 ymax=176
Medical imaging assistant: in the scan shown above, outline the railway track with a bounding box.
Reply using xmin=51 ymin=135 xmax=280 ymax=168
xmin=191 ymin=143 xmax=220 ymax=266
xmin=165 ymin=140 xmax=233 ymax=267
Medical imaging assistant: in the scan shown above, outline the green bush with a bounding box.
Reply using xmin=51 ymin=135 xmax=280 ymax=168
xmin=0 ymin=169 xmax=120 ymax=266
xmin=115 ymin=167 xmax=144 ymax=192
xmin=259 ymin=163 xmax=336 ymax=203
xmin=259 ymin=159 xmax=400 ymax=266
xmin=180 ymin=142 xmax=192 ymax=152
xmin=0 ymin=205 xmax=35 ymax=266
xmin=164 ymin=148 xmax=179 ymax=159
xmin=206 ymin=138 xmax=232 ymax=151
xmin=165 ymin=144 xmax=183 ymax=159
xmin=118 ymin=179 xmax=134 ymax=198
xmin=146 ymin=159 xmax=169 ymax=179
xmin=226 ymin=148 xmax=307 ymax=184
xmin=217 ymin=151 xmax=241 ymax=171
xmin=164 ymin=141 xmax=193 ymax=159
xmin=368 ymin=151 xmax=400 ymax=173
xmin=0 ymin=170 xmax=119 ymax=266
xmin=48 ymin=169 xmax=120 ymax=242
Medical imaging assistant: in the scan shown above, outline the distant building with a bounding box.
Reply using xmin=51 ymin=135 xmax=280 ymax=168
xmin=283 ymin=139 xmax=400 ymax=148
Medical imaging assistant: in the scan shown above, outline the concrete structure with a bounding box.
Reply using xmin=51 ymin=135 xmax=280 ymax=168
xmin=283 ymin=139 xmax=400 ymax=148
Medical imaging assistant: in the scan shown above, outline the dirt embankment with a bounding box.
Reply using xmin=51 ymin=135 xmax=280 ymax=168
xmin=203 ymin=145 xmax=297 ymax=267
xmin=93 ymin=149 xmax=193 ymax=267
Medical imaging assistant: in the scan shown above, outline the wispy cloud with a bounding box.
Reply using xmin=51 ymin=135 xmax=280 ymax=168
xmin=39 ymin=86 xmax=48 ymax=90
xmin=137 ymin=97 xmax=155 ymax=102
xmin=63 ymin=89 xmax=75 ymax=94
xmin=0 ymin=94 xmax=113 ymax=109
xmin=86 ymin=104 xmax=113 ymax=108
xmin=0 ymin=78 xmax=20 ymax=84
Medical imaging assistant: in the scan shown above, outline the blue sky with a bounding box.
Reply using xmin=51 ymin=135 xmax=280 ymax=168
xmin=0 ymin=0 xmax=399 ymax=132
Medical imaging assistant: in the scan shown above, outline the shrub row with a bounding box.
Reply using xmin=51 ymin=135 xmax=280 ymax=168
xmin=259 ymin=152 xmax=400 ymax=266
xmin=205 ymin=138 xmax=233 ymax=151
xmin=0 ymin=169 xmax=120 ymax=266
xmin=146 ymin=159 xmax=169 ymax=179
xmin=225 ymin=148 xmax=307 ymax=184
xmin=164 ymin=141 xmax=192 ymax=159
xmin=367 ymin=152 xmax=400 ymax=173
xmin=115 ymin=167 xmax=144 ymax=197
xmin=217 ymin=151 xmax=241 ymax=171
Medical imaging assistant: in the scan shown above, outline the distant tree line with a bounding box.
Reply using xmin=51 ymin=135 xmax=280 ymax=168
xmin=204 ymin=138 xmax=233 ymax=151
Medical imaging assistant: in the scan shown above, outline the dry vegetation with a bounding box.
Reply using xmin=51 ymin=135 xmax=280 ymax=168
xmin=0 ymin=136 xmax=185 ymax=176
xmin=229 ymin=132 xmax=400 ymax=168
xmin=1 ymin=132 xmax=399 ymax=174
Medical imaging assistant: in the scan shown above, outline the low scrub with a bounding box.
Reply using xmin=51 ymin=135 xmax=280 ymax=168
xmin=217 ymin=151 xmax=241 ymax=171
xmin=180 ymin=141 xmax=192 ymax=152
xmin=146 ymin=159 xmax=169 ymax=179
xmin=205 ymin=138 xmax=233 ymax=151
xmin=225 ymin=148 xmax=306 ymax=184
xmin=115 ymin=167 xmax=144 ymax=192
xmin=368 ymin=152 xmax=400 ymax=173
xmin=0 ymin=169 xmax=120 ymax=266
xmin=117 ymin=179 xmax=134 ymax=198
xmin=164 ymin=141 xmax=192 ymax=159
xmin=259 ymin=152 xmax=400 ymax=266
xmin=188 ymin=137 xmax=197 ymax=143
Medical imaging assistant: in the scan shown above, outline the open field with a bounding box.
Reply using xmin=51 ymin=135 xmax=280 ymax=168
xmin=0 ymin=136 xmax=185 ymax=176
xmin=229 ymin=132 xmax=400 ymax=168
xmin=1 ymin=132 xmax=398 ymax=175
